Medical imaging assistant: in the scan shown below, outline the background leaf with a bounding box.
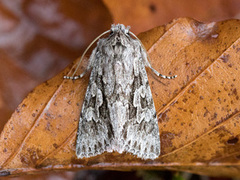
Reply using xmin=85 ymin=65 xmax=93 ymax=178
xmin=1 ymin=0 xmax=240 ymax=179
xmin=0 ymin=0 xmax=112 ymax=133
xmin=1 ymin=18 xmax=240 ymax=178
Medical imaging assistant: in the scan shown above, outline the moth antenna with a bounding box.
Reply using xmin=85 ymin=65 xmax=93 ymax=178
xmin=129 ymin=31 xmax=177 ymax=79
xmin=64 ymin=29 xmax=111 ymax=79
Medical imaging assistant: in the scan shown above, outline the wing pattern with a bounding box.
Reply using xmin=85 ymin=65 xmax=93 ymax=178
xmin=76 ymin=25 xmax=160 ymax=160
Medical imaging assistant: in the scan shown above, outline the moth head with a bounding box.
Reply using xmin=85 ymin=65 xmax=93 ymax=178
xmin=108 ymin=24 xmax=133 ymax=46
xmin=110 ymin=24 xmax=131 ymax=36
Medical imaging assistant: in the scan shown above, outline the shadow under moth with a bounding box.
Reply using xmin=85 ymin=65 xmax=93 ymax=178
xmin=64 ymin=24 xmax=177 ymax=160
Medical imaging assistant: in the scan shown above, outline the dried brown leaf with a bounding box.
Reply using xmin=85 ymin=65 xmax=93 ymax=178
xmin=0 ymin=0 xmax=112 ymax=135
xmin=0 ymin=0 xmax=112 ymax=80
xmin=1 ymin=18 xmax=240 ymax=177
xmin=0 ymin=50 xmax=38 ymax=132
xmin=103 ymin=0 xmax=240 ymax=34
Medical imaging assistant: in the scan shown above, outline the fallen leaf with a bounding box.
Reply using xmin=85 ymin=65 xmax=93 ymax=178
xmin=0 ymin=0 xmax=112 ymax=136
xmin=0 ymin=0 xmax=112 ymax=80
xmin=1 ymin=18 xmax=240 ymax=177
xmin=103 ymin=0 xmax=240 ymax=34
xmin=0 ymin=50 xmax=38 ymax=132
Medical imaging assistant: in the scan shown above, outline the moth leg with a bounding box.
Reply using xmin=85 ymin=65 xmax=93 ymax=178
xmin=64 ymin=30 xmax=111 ymax=80
xmin=64 ymin=48 xmax=98 ymax=80
xmin=150 ymin=66 xmax=177 ymax=79
xmin=141 ymin=51 xmax=177 ymax=79
xmin=144 ymin=57 xmax=177 ymax=79
xmin=138 ymin=41 xmax=177 ymax=79
xmin=63 ymin=71 xmax=86 ymax=80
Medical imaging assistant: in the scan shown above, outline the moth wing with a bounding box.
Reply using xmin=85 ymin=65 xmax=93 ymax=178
xmin=76 ymin=66 xmax=114 ymax=158
xmin=119 ymin=58 xmax=161 ymax=160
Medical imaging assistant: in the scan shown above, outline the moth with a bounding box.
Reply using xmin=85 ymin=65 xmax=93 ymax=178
xmin=64 ymin=24 xmax=176 ymax=160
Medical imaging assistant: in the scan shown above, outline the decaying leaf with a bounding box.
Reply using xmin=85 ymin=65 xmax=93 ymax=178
xmin=0 ymin=0 xmax=112 ymax=137
xmin=1 ymin=18 xmax=240 ymax=177
xmin=103 ymin=0 xmax=240 ymax=34
xmin=0 ymin=50 xmax=38 ymax=132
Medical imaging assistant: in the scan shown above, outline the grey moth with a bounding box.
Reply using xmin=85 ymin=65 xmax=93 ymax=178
xmin=64 ymin=24 xmax=176 ymax=160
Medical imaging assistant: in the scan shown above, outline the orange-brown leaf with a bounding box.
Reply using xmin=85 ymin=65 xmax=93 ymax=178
xmin=103 ymin=0 xmax=240 ymax=34
xmin=0 ymin=0 xmax=112 ymax=137
xmin=1 ymin=18 xmax=240 ymax=177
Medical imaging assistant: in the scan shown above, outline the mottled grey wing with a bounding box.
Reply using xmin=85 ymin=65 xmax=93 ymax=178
xmin=76 ymin=59 xmax=114 ymax=158
xmin=117 ymin=52 xmax=161 ymax=160
xmin=76 ymin=36 xmax=160 ymax=160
